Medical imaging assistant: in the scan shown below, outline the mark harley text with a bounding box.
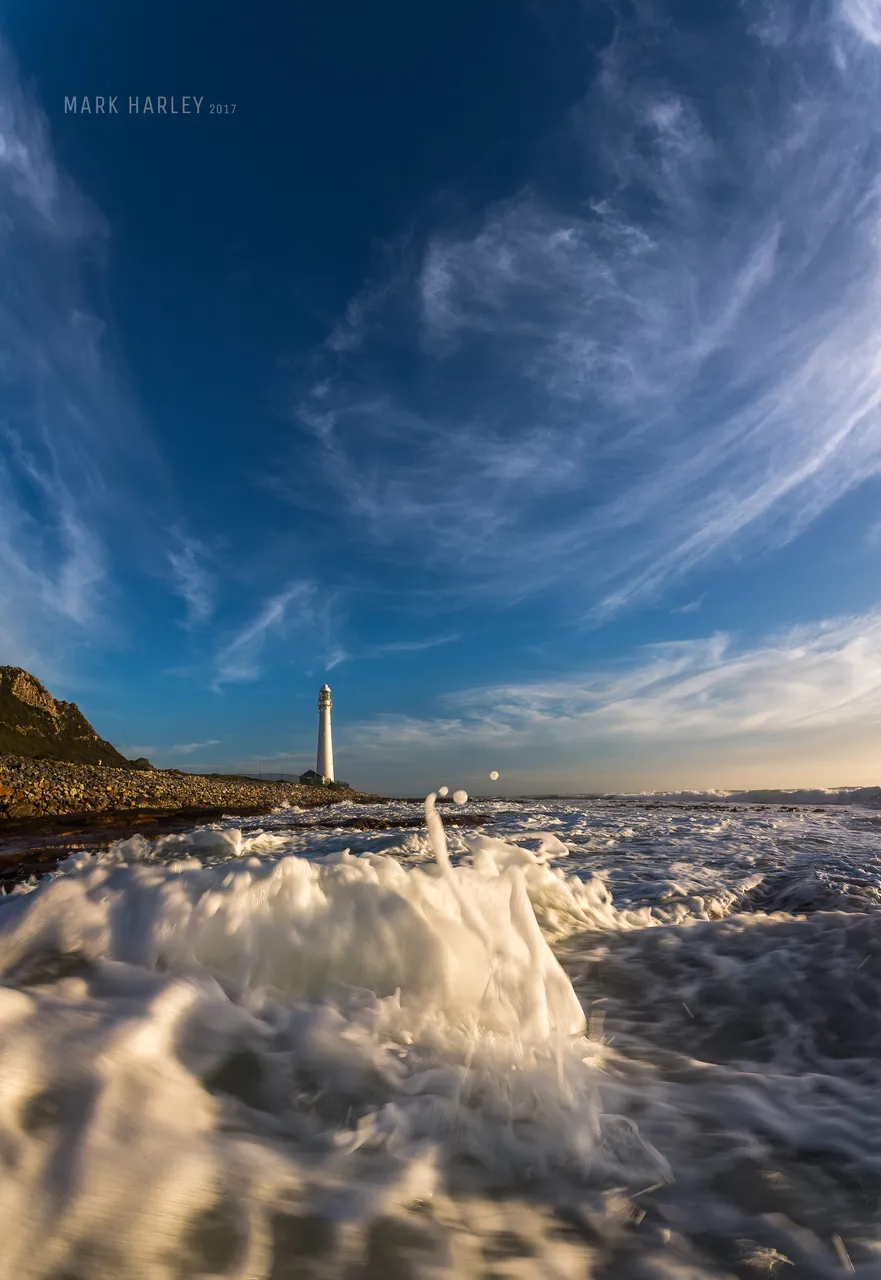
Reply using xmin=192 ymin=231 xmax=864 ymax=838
xmin=63 ymin=97 xmax=237 ymax=115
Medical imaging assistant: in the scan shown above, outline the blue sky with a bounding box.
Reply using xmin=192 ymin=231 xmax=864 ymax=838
xmin=2 ymin=0 xmax=881 ymax=794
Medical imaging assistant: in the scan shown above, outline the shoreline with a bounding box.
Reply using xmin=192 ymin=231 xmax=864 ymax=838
xmin=0 ymin=752 xmax=387 ymax=822
xmin=0 ymin=753 xmax=390 ymax=886
xmin=0 ymin=795 xmax=491 ymax=892
xmin=0 ymin=796 xmax=390 ymax=892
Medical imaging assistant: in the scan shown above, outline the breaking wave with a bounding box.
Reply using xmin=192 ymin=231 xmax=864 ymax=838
xmin=0 ymin=792 xmax=879 ymax=1276
xmin=609 ymin=785 xmax=881 ymax=807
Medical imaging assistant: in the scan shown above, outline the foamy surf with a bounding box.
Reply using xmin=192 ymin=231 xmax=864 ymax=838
xmin=0 ymin=792 xmax=879 ymax=1276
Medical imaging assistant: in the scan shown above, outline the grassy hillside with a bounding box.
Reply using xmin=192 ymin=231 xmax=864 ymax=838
xmin=0 ymin=667 xmax=130 ymax=768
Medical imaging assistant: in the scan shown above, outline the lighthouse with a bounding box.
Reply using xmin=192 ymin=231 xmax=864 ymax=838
xmin=317 ymin=684 xmax=334 ymax=782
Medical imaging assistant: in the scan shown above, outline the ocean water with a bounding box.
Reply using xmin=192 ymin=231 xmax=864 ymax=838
xmin=0 ymin=790 xmax=879 ymax=1278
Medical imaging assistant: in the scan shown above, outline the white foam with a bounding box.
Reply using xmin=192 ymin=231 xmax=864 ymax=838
xmin=1 ymin=794 xmax=878 ymax=1277
xmin=0 ymin=796 xmax=673 ymax=1277
xmin=611 ymin=785 xmax=881 ymax=806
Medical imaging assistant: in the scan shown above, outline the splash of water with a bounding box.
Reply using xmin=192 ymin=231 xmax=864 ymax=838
xmin=0 ymin=794 xmax=663 ymax=1278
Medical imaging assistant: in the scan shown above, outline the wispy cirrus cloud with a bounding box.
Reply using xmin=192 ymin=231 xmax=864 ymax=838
xmin=670 ymin=596 xmax=705 ymax=616
xmin=0 ymin=35 xmax=175 ymax=680
xmin=0 ymin=428 xmax=105 ymax=627
xmin=372 ymin=632 xmax=460 ymax=654
xmin=0 ymin=461 xmax=104 ymax=684
xmin=838 ymin=0 xmax=881 ymax=44
xmin=324 ymin=646 xmax=349 ymax=671
xmin=299 ymin=631 xmax=459 ymax=674
xmin=121 ymin=739 xmax=222 ymax=759
xmin=168 ymin=535 xmax=215 ymax=628
xmin=211 ymin=580 xmax=344 ymax=688
xmin=281 ymin=0 xmax=881 ymax=621
xmin=212 ymin=584 xmax=309 ymax=687
xmin=0 ymin=40 xmax=112 ymax=678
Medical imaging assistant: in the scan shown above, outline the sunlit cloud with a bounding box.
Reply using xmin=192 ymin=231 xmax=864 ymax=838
xmin=343 ymin=612 xmax=881 ymax=786
xmin=120 ymin=740 xmax=221 ymax=759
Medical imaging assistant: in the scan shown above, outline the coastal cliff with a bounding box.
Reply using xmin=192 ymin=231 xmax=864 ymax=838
xmin=0 ymin=667 xmax=129 ymax=768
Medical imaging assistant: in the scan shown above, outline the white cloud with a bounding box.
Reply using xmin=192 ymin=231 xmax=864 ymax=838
xmin=324 ymin=646 xmax=349 ymax=671
xmin=372 ymin=632 xmax=460 ymax=654
xmin=0 ymin=42 xmax=109 ymax=674
xmin=120 ymin=740 xmax=221 ymax=759
xmin=670 ymin=595 xmax=705 ymax=615
xmin=0 ymin=37 xmax=168 ymax=677
xmin=168 ymin=740 xmax=221 ymax=755
xmin=839 ymin=0 xmax=881 ymax=44
xmin=285 ymin=1 xmax=881 ymax=619
xmin=345 ymin=613 xmax=881 ymax=762
xmin=211 ymin=580 xmax=342 ymax=688
xmin=0 ymin=429 xmax=106 ymax=680
xmin=212 ymin=584 xmax=309 ymax=687
xmin=168 ymin=536 xmax=215 ymax=628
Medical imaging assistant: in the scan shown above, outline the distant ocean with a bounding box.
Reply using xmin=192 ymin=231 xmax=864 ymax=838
xmin=0 ymin=789 xmax=879 ymax=1278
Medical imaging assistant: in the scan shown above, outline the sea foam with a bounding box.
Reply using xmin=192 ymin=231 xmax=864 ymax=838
xmin=0 ymin=792 xmax=879 ymax=1277
xmin=0 ymin=794 xmax=669 ymax=1278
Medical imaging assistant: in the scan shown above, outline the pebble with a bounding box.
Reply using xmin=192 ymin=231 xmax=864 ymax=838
xmin=0 ymin=754 xmax=376 ymax=820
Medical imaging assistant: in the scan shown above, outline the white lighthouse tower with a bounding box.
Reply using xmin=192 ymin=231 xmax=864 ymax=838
xmin=317 ymin=684 xmax=334 ymax=782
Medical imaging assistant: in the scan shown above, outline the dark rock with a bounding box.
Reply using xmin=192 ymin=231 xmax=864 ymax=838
xmin=328 ymin=814 xmax=490 ymax=831
xmin=127 ymin=757 xmax=156 ymax=771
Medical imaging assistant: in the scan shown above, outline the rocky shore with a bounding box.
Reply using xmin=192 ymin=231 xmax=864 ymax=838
xmin=0 ymin=754 xmax=382 ymax=822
